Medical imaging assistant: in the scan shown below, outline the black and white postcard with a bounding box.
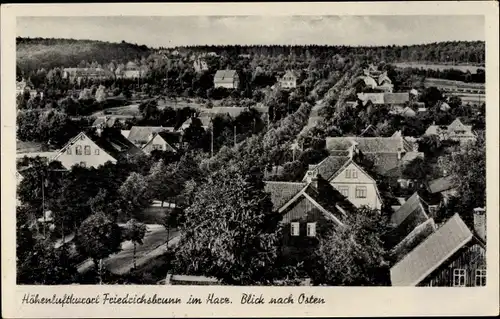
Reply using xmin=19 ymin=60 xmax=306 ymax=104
xmin=1 ymin=2 xmax=499 ymax=318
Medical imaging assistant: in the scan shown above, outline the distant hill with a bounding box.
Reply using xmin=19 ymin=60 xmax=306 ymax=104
xmin=16 ymin=37 xmax=152 ymax=73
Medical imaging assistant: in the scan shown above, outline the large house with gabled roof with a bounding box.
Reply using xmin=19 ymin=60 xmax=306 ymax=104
xmin=278 ymin=70 xmax=299 ymax=89
xmin=390 ymin=213 xmax=486 ymax=286
xmin=424 ymin=118 xmax=476 ymax=145
xmin=324 ymin=136 xmax=424 ymax=185
xmin=302 ymin=150 xmax=383 ymax=210
xmin=142 ymin=131 xmax=180 ymax=154
xmin=126 ymin=126 xmax=175 ymax=148
xmin=264 ymin=174 xmax=357 ymax=252
xmin=52 ymin=129 xmax=144 ymax=170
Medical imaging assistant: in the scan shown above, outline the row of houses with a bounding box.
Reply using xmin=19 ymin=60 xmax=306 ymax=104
xmin=62 ymin=62 xmax=148 ymax=82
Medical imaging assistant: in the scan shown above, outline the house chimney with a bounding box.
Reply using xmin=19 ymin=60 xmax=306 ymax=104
xmin=348 ymin=141 xmax=359 ymax=159
xmin=473 ymin=207 xmax=486 ymax=241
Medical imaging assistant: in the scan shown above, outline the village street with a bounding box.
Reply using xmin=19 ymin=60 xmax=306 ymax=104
xmin=77 ymin=224 xmax=180 ymax=275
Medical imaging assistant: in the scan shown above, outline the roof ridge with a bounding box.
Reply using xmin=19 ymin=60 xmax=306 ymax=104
xmin=264 ymin=181 xmax=306 ymax=185
xmin=390 ymin=213 xmax=472 ymax=285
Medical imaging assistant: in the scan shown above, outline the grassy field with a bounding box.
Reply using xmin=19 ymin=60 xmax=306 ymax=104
xmin=393 ymin=62 xmax=485 ymax=73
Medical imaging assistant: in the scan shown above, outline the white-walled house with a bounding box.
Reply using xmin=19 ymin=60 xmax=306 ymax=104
xmin=52 ymin=130 xmax=144 ymax=170
xmin=303 ymin=153 xmax=383 ymax=210
xmin=214 ymin=70 xmax=239 ymax=89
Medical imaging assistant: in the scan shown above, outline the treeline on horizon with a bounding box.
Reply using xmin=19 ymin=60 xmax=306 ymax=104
xmin=16 ymin=37 xmax=485 ymax=74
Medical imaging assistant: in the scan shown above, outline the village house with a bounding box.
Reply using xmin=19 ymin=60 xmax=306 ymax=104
xmin=390 ymin=212 xmax=486 ymax=286
xmin=193 ymin=58 xmax=209 ymax=73
xmin=92 ymin=116 xmax=125 ymax=129
xmin=278 ymin=70 xmax=299 ymax=89
xmin=356 ymin=92 xmax=410 ymax=107
xmin=325 ymin=136 xmax=424 ymax=186
xmin=387 ymin=192 xmax=432 ymax=249
xmin=115 ymin=61 xmax=146 ymax=79
xmin=62 ymin=68 xmax=113 ymax=82
xmin=52 ymin=129 xmax=144 ymax=170
xmin=126 ymin=126 xmax=175 ymax=148
xmin=302 ymin=144 xmax=383 ymax=210
xmin=264 ymin=174 xmax=357 ymax=254
xmin=142 ymin=131 xmax=180 ymax=155
xmin=424 ymin=118 xmax=476 ymax=145
xmin=16 ymin=79 xmax=39 ymax=98
xmin=426 ymin=175 xmax=459 ymax=208
xmin=359 ymin=64 xmax=394 ymax=92
xmin=214 ymin=70 xmax=239 ymax=89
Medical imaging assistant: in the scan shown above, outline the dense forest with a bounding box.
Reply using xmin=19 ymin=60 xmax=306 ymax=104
xmin=17 ymin=38 xmax=485 ymax=76
xmin=16 ymin=37 xmax=151 ymax=73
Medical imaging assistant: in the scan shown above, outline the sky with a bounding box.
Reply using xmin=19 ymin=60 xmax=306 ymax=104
xmin=17 ymin=16 xmax=485 ymax=48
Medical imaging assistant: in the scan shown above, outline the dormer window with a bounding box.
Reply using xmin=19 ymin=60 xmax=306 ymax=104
xmin=75 ymin=145 xmax=82 ymax=155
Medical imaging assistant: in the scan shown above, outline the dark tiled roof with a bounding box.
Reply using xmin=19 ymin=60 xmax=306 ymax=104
xmin=388 ymin=193 xmax=430 ymax=246
xmin=264 ymin=181 xmax=306 ymax=210
xmin=391 ymin=192 xmax=429 ymax=227
xmin=364 ymin=152 xmax=401 ymax=175
xmin=128 ymin=126 xmax=171 ymax=144
xmin=89 ymin=130 xmax=145 ymax=161
xmin=326 ymin=137 xmax=412 ymax=153
xmin=384 ymin=93 xmax=410 ymax=105
xmin=391 ymin=218 xmax=437 ymax=264
xmin=390 ymin=214 xmax=473 ymax=286
xmin=303 ymin=180 xmax=357 ymax=223
xmin=428 ymin=175 xmax=459 ymax=194
xmin=305 ymin=156 xmax=350 ymax=181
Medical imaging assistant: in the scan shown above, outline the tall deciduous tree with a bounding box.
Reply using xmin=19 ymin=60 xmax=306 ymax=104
xmin=75 ymin=212 xmax=122 ymax=284
xmin=118 ymin=172 xmax=151 ymax=219
xmin=175 ymin=167 xmax=283 ymax=285
xmin=311 ymin=207 xmax=391 ymax=286
xmin=123 ymin=218 xmax=147 ymax=270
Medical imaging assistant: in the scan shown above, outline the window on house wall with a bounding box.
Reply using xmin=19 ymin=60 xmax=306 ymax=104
xmin=95 ymin=149 xmax=100 ymax=155
xmin=475 ymin=269 xmax=486 ymax=286
xmin=338 ymin=186 xmax=349 ymax=197
xmin=290 ymin=222 xmax=300 ymax=236
xmin=345 ymin=169 xmax=357 ymax=178
xmin=75 ymin=145 xmax=82 ymax=155
xmin=84 ymin=145 xmax=91 ymax=155
xmin=345 ymin=169 xmax=351 ymax=178
xmin=453 ymin=269 xmax=466 ymax=287
xmin=355 ymin=186 xmax=367 ymax=198
xmin=306 ymin=223 xmax=316 ymax=237
xmin=153 ymin=144 xmax=163 ymax=150
xmin=66 ymin=147 xmax=72 ymax=155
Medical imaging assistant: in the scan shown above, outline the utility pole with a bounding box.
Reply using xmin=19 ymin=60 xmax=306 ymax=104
xmin=234 ymin=126 xmax=237 ymax=147
xmin=211 ymin=129 xmax=214 ymax=157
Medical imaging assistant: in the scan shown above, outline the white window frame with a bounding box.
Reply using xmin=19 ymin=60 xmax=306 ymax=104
xmin=355 ymin=186 xmax=367 ymax=198
xmin=338 ymin=186 xmax=349 ymax=197
xmin=453 ymin=268 xmax=466 ymax=287
xmin=95 ymin=149 xmax=100 ymax=155
xmin=352 ymin=169 xmax=358 ymax=178
xmin=75 ymin=145 xmax=82 ymax=155
xmin=66 ymin=147 xmax=72 ymax=155
xmin=84 ymin=145 xmax=91 ymax=155
xmin=290 ymin=222 xmax=300 ymax=236
xmin=345 ymin=169 xmax=351 ymax=178
xmin=475 ymin=269 xmax=486 ymax=286
xmin=306 ymin=222 xmax=316 ymax=237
